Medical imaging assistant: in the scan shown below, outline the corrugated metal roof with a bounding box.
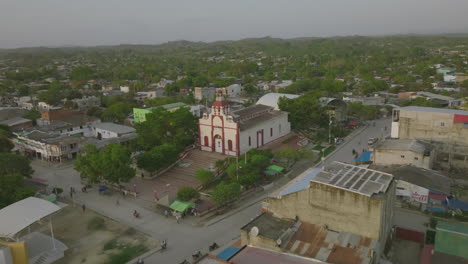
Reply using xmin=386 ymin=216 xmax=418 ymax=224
xmin=276 ymin=168 xmax=322 ymax=197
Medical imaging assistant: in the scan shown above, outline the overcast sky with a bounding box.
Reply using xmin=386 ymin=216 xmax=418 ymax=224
xmin=1 ymin=0 xmax=467 ymax=48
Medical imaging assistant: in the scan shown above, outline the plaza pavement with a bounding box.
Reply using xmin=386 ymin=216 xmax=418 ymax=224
xmin=31 ymin=118 xmax=392 ymax=263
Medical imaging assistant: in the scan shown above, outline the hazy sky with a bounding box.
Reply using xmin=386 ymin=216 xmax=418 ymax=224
xmin=1 ymin=0 xmax=467 ymax=48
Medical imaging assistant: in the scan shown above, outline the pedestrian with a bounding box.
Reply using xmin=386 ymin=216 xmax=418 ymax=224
xmin=70 ymin=191 xmax=73 ymax=199
xmin=176 ymin=215 xmax=180 ymax=224
xmin=82 ymin=204 xmax=86 ymax=213
xmin=164 ymin=210 xmax=168 ymax=218
xmin=116 ymin=198 xmax=120 ymax=206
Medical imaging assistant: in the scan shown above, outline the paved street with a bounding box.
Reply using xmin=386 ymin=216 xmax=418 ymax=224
xmin=31 ymin=118 xmax=392 ymax=263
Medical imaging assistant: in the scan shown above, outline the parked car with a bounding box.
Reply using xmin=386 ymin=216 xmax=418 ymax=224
xmin=367 ymin=137 xmax=378 ymax=145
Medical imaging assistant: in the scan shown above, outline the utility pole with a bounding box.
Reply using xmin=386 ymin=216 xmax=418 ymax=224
xmin=236 ymin=156 xmax=239 ymax=181
xmin=328 ymin=111 xmax=332 ymax=144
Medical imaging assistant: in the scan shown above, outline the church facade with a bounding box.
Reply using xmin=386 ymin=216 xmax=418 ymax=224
xmin=199 ymin=94 xmax=291 ymax=156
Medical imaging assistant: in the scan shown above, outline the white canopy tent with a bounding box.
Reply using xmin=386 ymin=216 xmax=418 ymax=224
xmin=0 ymin=197 xmax=61 ymax=240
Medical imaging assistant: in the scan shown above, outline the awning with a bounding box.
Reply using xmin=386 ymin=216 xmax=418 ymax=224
xmin=355 ymin=151 xmax=373 ymax=163
xmin=0 ymin=197 xmax=61 ymax=239
xmin=169 ymin=200 xmax=195 ymax=212
xmin=454 ymin=114 xmax=468 ymax=123
xmin=217 ymin=247 xmax=241 ymax=260
xmin=266 ymin=165 xmax=284 ymax=172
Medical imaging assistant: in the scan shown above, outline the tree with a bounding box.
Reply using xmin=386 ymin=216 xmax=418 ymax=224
xmin=278 ymin=94 xmax=327 ymax=130
xmin=177 ymin=186 xmax=200 ymax=202
xmin=75 ymin=144 xmax=135 ymax=184
xmin=135 ymin=107 xmax=197 ymax=150
xmin=136 ymin=144 xmax=180 ymax=173
xmin=195 ymin=169 xmax=214 ymax=186
xmin=102 ymin=102 xmax=132 ymax=123
xmin=0 ymin=137 xmax=13 ymax=153
xmin=275 ymin=147 xmax=310 ymax=167
xmin=87 ymin=107 xmax=103 ymax=118
xmin=347 ymin=103 xmax=380 ymax=120
xmin=211 ymin=182 xmax=241 ymax=206
xmin=71 ymin=66 xmax=94 ymax=81
xmin=0 ymin=153 xmax=34 ymax=178
xmin=0 ymin=173 xmax=35 ymax=209
xmin=22 ymin=109 xmax=41 ymax=124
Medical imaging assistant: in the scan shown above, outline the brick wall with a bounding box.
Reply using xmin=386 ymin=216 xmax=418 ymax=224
xmin=41 ymin=109 xmax=81 ymax=121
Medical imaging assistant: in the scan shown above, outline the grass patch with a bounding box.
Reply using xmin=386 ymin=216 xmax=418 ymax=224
xmin=123 ymin=227 xmax=137 ymax=236
xmin=103 ymin=239 xmax=119 ymax=251
xmin=87 ymin=217 xmax=106 ymax=231
xmin=106 ymin=244 xmax=148 ymax=264
xmin=313 ymin=145 xmax=324 ymax=151
xmin=322 ymin=145 xmax=336 ymax=156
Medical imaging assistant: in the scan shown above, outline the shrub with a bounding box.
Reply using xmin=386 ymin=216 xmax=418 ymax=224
xmin=106 ymin=244 xmax=147 ymax=264
xmin=103 ymin=239 xmax=119 ymax=251
xmin=177 ymin=186 xmax=200 ymax=202
xmin=211 ymin=182 xmax=241 ymax=206
xmin=195 ymin=169 xmax=214 ymax=186
xmin=87 ymin=217 xmax=106 ymax=231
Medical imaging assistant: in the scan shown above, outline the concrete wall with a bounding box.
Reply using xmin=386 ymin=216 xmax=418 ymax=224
xmin=0 ymin=241 xmax=28 ymax=264
xmin=373 ymin=149 xmax=433 ymax=169
xmin=397 ymin=110 xmax=468 ymax=144
xmin=240 ymin=230 xmax=283 ymax=252
xmin=268 ymin=182 xmax=393 ymax=242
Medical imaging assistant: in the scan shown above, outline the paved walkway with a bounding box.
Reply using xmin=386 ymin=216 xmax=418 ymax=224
xmin=30 ymin=119 xmax=392 ymax=263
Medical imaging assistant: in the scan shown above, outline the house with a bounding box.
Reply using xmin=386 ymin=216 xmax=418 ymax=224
xmin=71 ymin=96 xmax=101 ymax=111
xmin=371 ymin=165 xmax=453 ymax=210
xmin=391 ymin=106 xmax=468 ymax=144
xmin=217 ymin=84 xmax=243 ymax=98
xmin=436 ymin=68 xmax=456 ymax=76
xmin=14 ymin=130 xmax=85 ymax=161
xmin=91 ymin=122 xmax=136 ymax=139
xmin=0 ymin=117 xmax=33 ymax=131
xmin=269 ymin=80 xmax=293 ymax=92
xmin=265 ymin=162 xmax=395 ymax=257
xmin=455 ymin=73 xmax=468 ymax=84
xmin=343 ymin=95 xmax=385 ymax=106
xmin=134 ymin=89 xmax=165 ymax=103
xmin=37 ymin=102 xmax=61 ymax=112
xmin=133 ymin=102 xmax=192 ymax=123
xmin=391 ymin=106 xmax=468 ymax=170
xmin=415 ymin=92 xmax=463 ymax=107
xmin=38 ymin=109 xmax=100 ymax=137
xmin=120 ymin=86 xmax=130 ymax=93
xmin=156 ymin=78 xmax=174 ymax=88
xmin=371 ymin=139 xmax=435 ymax=169
xmin=194 ymin=87 xmax=216 ymax=101
xmin=240 ymin=214 xmax=379 ymax=264
xmin=199 ymin=93 xmax=291 ymax=156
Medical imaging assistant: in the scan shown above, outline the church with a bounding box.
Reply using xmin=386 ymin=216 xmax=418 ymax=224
xmin=199 ymin=93 xmax=291 ymax=156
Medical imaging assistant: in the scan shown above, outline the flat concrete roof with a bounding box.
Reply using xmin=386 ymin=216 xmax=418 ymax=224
xmin=92 ymin=122 xmax=135 ymax=135
xmin=229 ymin=246 xmax=323 ymax=264
xmin=373 ymin=139 xmax=432 ymax=154
xmin=312 ymin=162 xmax=393 ymax=197
xmin=241 ymin=213 xmax=295 ymax=240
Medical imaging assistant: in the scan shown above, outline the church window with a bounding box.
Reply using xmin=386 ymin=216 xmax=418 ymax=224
xmin=249 ymin=136 xmax=251 ymax=146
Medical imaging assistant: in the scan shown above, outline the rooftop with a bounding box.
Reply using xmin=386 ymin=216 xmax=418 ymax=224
xmin=373 ymin=139 xmax=433 ymax=154
xmin=397 ymin=106 xmax=468 ymax=116
xmin=416 ymin=91 xmax=456 ymax=101
xmin=256 ymin=93 xmax=299 ymax=110
xmin=284 ymin=221 xmax=377 ymax=264
xmin=241 ymin=213 xmax=295 ymax=240
xmin=312 ymin=162 xmax=393 ymax=197
xmin=229 ymin=246 xmax=323 ymax=264
xmin=371 ymin=165 xmax=452 ymax=194
xmin=435 ymin=220 xmax=468 ymax=259
xmin=92 ymin=122 xmax=135 ymax=135
xmin=272 ymin=167 xmax=323 ymax=198
xmin=0 ymin=116 xmax=31 ymax=126
xmin=238 ymin=110 xmax=286 ymax=131
xmin=233 ymin=104 xmax=273 ymax=120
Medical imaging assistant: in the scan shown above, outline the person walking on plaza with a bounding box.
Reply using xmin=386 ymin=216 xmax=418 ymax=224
xmin=82 ymin=204 xmax=86 ymax=213
xmin=164 ymin=210 xmax=168 ymax=218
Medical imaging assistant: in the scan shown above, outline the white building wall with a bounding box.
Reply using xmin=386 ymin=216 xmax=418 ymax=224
xmin=94 ymin=127 xmax=119 ymax=139
xmin=373 ymin=149 xmax=432 ymax=169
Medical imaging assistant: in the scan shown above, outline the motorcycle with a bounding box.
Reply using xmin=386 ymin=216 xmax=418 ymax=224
xmin=209 ymin=242 xmax=219 ymax=251
xmin=192 ymin=250 xmax=202 ymax=260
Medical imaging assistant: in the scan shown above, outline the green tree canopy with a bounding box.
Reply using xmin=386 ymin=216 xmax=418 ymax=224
xmin=102 ymin=102 xmax=132 ymax=123
xmin=278 ymin=94 xmax=327 ymax=130
xmin=0 ymin=173 xmax=36 ymax=209
xmin=71 ymin=66 xmax=95 ymax=81
xmin=75 ymin=143 xmax=135 ymax=184
xmin=135 ymin=107 xmax=197 ymax=150
xmin=195 ymin=169 xmax=214 ymax=186
xmin=136 ymin=144 xmax=180 ymax=172
xmin=0 ymin=153 xmax=34 ymax=178
xmin=211 ymin=182 xmax=241 ymax=206
xmin=177 ymin=186 xmax=200 ymax=202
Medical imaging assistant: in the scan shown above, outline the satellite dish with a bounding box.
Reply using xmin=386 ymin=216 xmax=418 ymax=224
xmin=276 ymin=239 xmax=282 ymax=246
xmin=250 ymin=226 xmax=259 ymax=237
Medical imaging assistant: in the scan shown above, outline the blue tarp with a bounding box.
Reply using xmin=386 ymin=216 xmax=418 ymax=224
xmin=355 ymin=151 xmax=373 ymax=162
xmin=447 ymin=199 xmax=468 ymax=211
xmin=217 ymin=247 xmax=241 ymax=260
xmin=277 ymin=168 xmax=322 ymax=197
xmin=426 ymin=206 xmax=446 ymax=212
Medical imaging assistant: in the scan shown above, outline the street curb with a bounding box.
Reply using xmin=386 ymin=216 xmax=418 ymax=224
xmin=126 ymin=247 xmax=161 ymax=264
